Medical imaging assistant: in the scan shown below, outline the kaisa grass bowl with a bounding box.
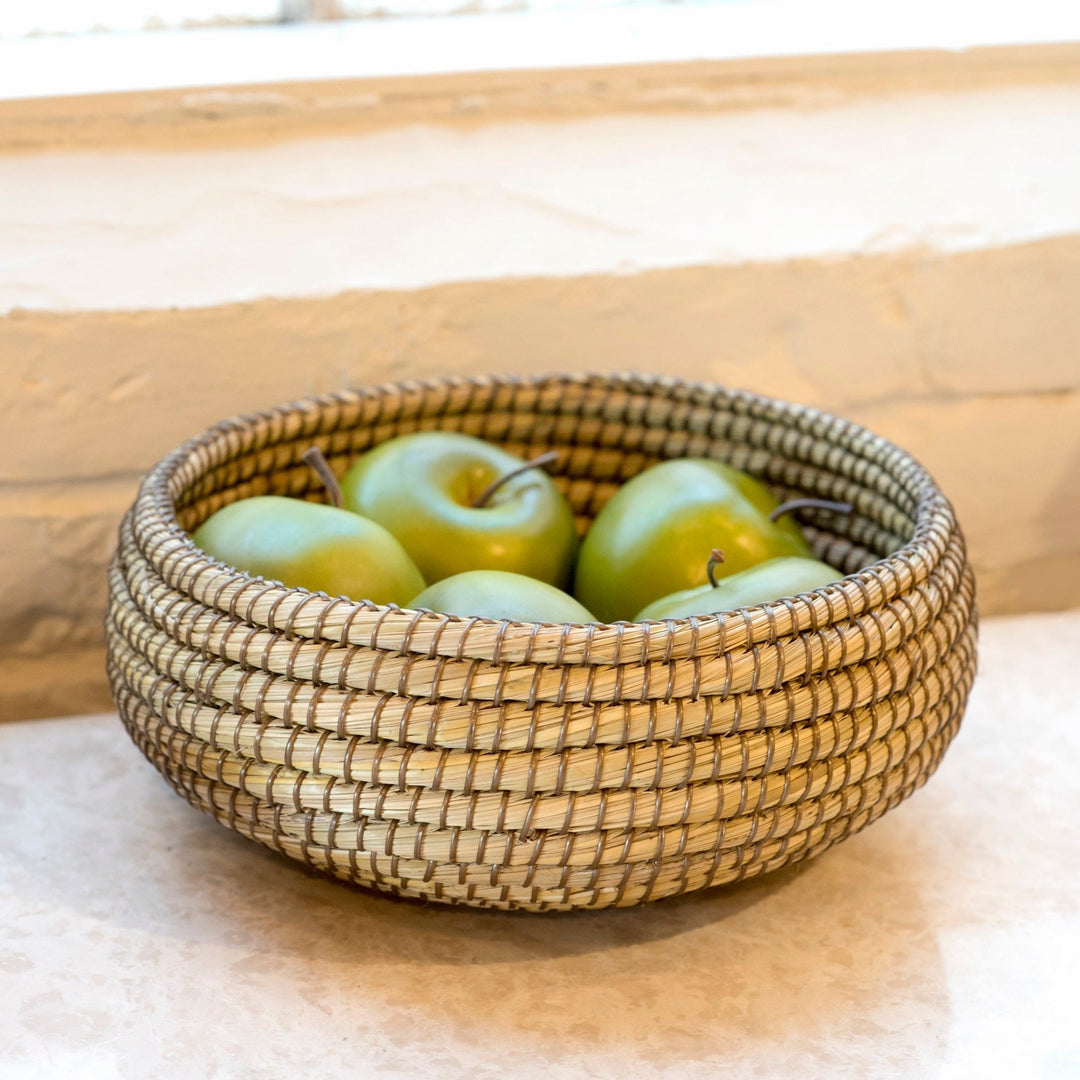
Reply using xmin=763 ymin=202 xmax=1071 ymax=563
xmin=106 ymin=373 xmax=977 ymax=912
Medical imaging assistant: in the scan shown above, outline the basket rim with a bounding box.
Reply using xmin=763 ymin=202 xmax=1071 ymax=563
xmin=127 ymin=371 xmax=963 ymax=659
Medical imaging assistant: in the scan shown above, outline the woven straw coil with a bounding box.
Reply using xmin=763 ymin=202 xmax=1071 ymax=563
xmin=106 ymin=373 xmax=977 ymax=911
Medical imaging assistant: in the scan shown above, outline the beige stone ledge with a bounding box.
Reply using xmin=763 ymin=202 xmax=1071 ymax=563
xmin=3 ymin=12 xmax=1079 ymax=155
xmin=0 ymin=477 xmax=136 ymax=655
xmin=0 ymin=649 xmax=114 ymax=723
xmin=4 ymin=85 xmax=1080 ymax=314
xmin=3 ymin=236 xmax=1078 ymax=484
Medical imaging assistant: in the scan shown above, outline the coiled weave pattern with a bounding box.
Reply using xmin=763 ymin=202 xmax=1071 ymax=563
xmin=106 ymin=373 xmax=977 ymax=911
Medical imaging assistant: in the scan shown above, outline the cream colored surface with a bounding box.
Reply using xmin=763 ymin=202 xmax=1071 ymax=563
xmin=1 ymin=610 xmax=1077 ymax=1077
xmin=5 ymin=88 xmax=1080 ymax=313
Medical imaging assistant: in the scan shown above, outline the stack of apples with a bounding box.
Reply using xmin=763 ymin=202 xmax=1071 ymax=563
xmin=193 ymin=432 xmax=849 ymax=623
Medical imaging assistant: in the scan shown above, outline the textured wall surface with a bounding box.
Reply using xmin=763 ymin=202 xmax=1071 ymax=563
xmin=6 ymin=87 xmax=1080 ymax=313
xmin=2 ymin=80 xmax=1079 ymax=720
xmin=4 ymin=241 xmax=1078 ymax=719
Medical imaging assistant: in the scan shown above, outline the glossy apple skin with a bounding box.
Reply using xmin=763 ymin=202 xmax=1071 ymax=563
xmin=191 ymin=496 xmax=425 ymax=603
xmin=634 ymin=557 xmax=841 ymax=620
xmin=574 ymin=458 xmax=813 ymax=623
xmin=410 ymin=570 xmax=597 ymax=624
xmin=341 ymin=432 xmax=578 ymax=587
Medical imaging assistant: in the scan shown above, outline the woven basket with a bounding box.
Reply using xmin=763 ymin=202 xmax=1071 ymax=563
xmin=106 ymin=373 xmax=977 ymax=912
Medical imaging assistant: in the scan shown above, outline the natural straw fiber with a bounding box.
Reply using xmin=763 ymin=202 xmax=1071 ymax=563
xmin=106 ymin=373 xmax=977 ymax=911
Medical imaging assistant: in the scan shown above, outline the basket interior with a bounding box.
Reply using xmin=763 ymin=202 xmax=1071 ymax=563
xmin=169 ymin=376 xmax=924 ymax=582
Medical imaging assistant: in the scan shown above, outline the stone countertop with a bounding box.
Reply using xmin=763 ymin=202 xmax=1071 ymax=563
xmin=2 ymin=609 xmax=1078 ymax=1080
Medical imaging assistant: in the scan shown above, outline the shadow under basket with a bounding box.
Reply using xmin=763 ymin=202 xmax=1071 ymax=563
xmin=106 ymin=373 xmax=977 ymax=912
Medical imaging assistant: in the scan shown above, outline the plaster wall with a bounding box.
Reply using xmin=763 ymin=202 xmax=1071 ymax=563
xmin=2 ymin=80 xmax=1078 ymax=719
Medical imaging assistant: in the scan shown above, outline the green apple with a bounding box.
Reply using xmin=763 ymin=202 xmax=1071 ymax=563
xmin=410 ymin=570 xmax=597 ymax=623
xmin=573 ymin=458 xmax=815 ymax=623
xmin=191 ymin=496 xmax=425 ymax=603
xmin=341 ymin=432 xmax=578 ymax=587
xmin=635 ymin=555 xmax=842 ymax=620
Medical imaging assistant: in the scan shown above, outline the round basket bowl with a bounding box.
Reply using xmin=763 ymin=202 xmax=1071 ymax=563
xmin=106 ymin=373 xmax=977 ymax=912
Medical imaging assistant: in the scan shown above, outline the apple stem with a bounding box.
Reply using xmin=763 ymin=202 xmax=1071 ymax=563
xmin=301 ymin=446 xmax=345 ymax=509
xmin=472 ymin=450 xmax=561 ymax=508
xmin=706 ymin=548 xmax=726 ymax=589
xmin=769 ymin=497 xmax=853 ymax=523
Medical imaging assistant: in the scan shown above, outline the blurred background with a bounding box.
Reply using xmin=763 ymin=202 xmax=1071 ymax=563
xmin=2 ymin=0 xmax=1079 ymax=719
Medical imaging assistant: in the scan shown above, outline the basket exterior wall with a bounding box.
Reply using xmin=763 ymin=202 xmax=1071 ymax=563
xmin=106 ymin=373 xmax=977 ymax=911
